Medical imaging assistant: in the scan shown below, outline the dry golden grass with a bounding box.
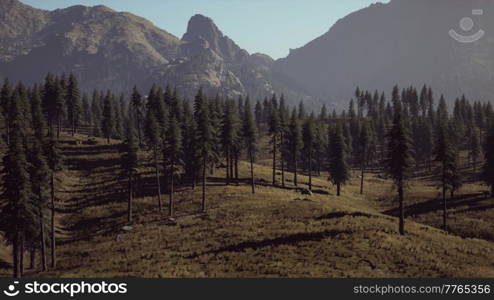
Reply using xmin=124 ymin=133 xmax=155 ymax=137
xmin=1 ymin=133 xmax=494 ymax=278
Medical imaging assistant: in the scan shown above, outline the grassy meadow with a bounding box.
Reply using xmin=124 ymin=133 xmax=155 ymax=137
xmin=1 ymin=132 xmax=494 ymax=278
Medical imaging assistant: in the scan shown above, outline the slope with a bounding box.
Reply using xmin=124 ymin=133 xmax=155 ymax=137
xmin=1 ymin=133 xmax=489 ymax=278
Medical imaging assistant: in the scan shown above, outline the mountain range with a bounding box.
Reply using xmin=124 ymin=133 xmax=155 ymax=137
xmin=1 ymin=0 xmax=494 ymax=107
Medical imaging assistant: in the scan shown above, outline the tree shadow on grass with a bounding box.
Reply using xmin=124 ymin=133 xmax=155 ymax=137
xmin=383 ymin=192 xmax=489 ymax=217
xmin=316 ymin=211 xmax=375 ymax=220
xmin=186 ymin=229 xmax=350 ymax=259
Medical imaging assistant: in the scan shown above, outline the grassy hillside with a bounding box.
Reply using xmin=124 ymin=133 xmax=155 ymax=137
xmin=1 ymin=133 xmax=494 ymax=278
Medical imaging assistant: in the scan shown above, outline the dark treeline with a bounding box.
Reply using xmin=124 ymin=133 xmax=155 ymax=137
xmin=2 ymin=72 xmax=494 ymax=278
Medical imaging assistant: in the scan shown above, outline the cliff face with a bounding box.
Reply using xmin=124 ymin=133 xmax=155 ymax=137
xmin=0 ymin=2 xmax=282 ymax=100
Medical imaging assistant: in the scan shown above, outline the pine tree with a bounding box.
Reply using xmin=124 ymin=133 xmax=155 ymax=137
xmin=28 ymin=139 xmax=51 ymax=272
xmin=113 ymin=94 xmax=124 ymax=139
xmin=287 ymin=108 xmax=303 ymax=186
xmin=242 ymin=98 xmax=258 ymax=193
xmin=302 ymin=115 xmax=315 ymax=190
xmin=101 ymin=92 xmax=114 ymax=144
xmin=278 ymin=95 xmax=288 ymax=187
xmin=0 ymin=91 xmax=36 ymax=278
xmin=434 ymin=125 xmax=461 ymax=231
xmin=44 ymin=137 xmax=62 ymax=269
xmin=121 ymin=119 xmax=139 ymax=223
xmin=81 ymin=93 xmax=91 ymax=130
xmin=468 ymin=124 xmax=481 ymax=174
xmin=385 ymin=93 xmax=414 ymax=235
xmin=164 ymin=114 xmax=182 ymax=218
xmin=482 ymin=126 xmax=494 ymax=196
xmin=90 ymin=91 xmax=102 ymax=137
xmin=328 ymin=124 xmax=350 ymax=196
xmin=54 ymin=76 xmax=66 ymax=139
xmin=269 ymin=95 xmax=280 ymax=186
xmin=0 ymin=78 xmax=12 ymax=145
xmin=66 ymin=73 xmax=81 ymax=136
xmin=194 ymin=88 xmax=213 ymax=212
xmin=130 ymin=86 xmax=143 ymax=146
xmin=182 ymin=101 xmax=200 ymax=189
xmin=358 ymin=122 xmax=370 ymax=194
xmin=221 ymin=99 xmax=240 ymax=185
xmin=144 ymin=94 xmax=163 ymax=213
xmin=42 ymin=74 xmax=57 ymax=138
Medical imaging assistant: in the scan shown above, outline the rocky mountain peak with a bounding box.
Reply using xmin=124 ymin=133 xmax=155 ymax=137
xmin=182 ymin=14 xmax=221 ymax=43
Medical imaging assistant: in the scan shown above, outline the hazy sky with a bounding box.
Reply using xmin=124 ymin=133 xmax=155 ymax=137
xmin=21 ymin=0 xmax=389 ymax=59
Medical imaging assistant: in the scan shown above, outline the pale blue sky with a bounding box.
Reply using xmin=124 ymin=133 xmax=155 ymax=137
xmin=20 ymin=0 xmax=389 ymax=59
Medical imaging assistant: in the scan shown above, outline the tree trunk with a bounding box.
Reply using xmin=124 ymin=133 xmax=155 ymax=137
xmin=30 ymin=249 xmax=35 ymax=270
xmin=154 ymin=149 xmax=162 ymax=213
xmin=308 ymin=152 xmax=312 ymax=191
xmin=20 ymin=236 xmax=24 ymax=276
xmin=226 ymin=148 xmax=230 ymax=185
xmin=234 ymin=154 xmax=239 ymax=185
xmin=50 ymin=172 xmax=56 ymax=269
xmin=128 ymin=174 xmax=133 ymax=223
xmin=442 ymin=180 xmax=447 ymax=231
xmin=398 ymin=179 xmax=405 ymax=235
xmin=57 ymin=112 xmax=61 ymax=139
xmin=294 ymin=159 xmax=298 ymax=187
xmin=281 ymin=134 xmax=285 ymax=187
xmin=169 ymin=161 xmax=175 ymax=218
xmin=491 ymin=184 xmax=494 ymax=197
xmin=202 ymin=156 xmax=207 ymax=213
xmin=229 ymin=153 xmax=234 ymax=185
xmin=272 ymin=135 xmax=276 ymax=186
xmin=39 ymin=195 xmax=47 ymax=272
xmin=250 ymin=152 xmax=255 ymax=194
xmin=136 ymin=114 xmax=142 ymax=146
xmin=13 ymin=232 xmax=20 ymax=278
xmin=72 ymin=115 xmax=75 ymax=136
xmin=337 ymin=183 xmax=341 ymax=196
xmin=360 ymin=164 xmax=365 ymax=194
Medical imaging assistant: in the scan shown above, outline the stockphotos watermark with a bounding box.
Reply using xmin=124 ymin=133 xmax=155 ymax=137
xmin=2 ymin=280 xmax=127 ymax=297
xmin=449 ymin=9 xmax=485 ymax=43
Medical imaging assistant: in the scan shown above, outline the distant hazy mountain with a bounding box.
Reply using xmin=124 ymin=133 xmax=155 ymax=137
xmin=2 ymin=0 xmax=494 ymax=106
xmin=0 ymin=0 xmax=296 ymax=100
xmin=275 ymin=0 xmax=494 ymax=104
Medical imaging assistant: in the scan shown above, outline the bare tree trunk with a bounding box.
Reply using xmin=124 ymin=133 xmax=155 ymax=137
xmin=57 ymin=112 xmax=61 ymax=139
xmin=442 ymin=179 xmax=447 ymax=231
xmin=30 ymin=249 xmax=35 ymax=269
xmin=50 ymin=172 xmax=56 ymax=269
xmin=20 ymin=236 xmax=24 ymax=277
xmin=39 ymin=196 xmax=47 ymax=272
xmin=72 ymin=115 xmax=75 ymax=136
xmin=13 ymin=233 xmax=20 ymax=278
xmin=294 ymin=159 xmax=298 ymax=187
xmin=136 ymin=114 xmax=142 ymax=146
xmin=234 ymin=153 xmax=239 ymax=185
xmin=398 ymin=179 xmax=405 ymax=235
xmin=250 ymin=152 xmax=255 ymax=194
xmin=281 ymin=134 xmax=285 ymax=187
xmin=360 ymin=164 xmax=365 ymax=194
xmin=226 ymin=148 xmax=230 ymax=185
xmin=154 ymin=148 xmax=162 ymax=213
xmin=229 ymin=153 xmax=234 ymax=185
xmin=169 ymin=161 xmax=175 ymax=218
xmin=337 ymin=183 xmax=341 ymax=196
xmin=272 ymin=135 xmax=276 ymax=186
xmin=202 ymin=156 xmax=207 ymax=213
xmin=308 ymin=152 xmax=312 ymax=191
xmin=128 ymin=174 xmax=133 ymax=223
